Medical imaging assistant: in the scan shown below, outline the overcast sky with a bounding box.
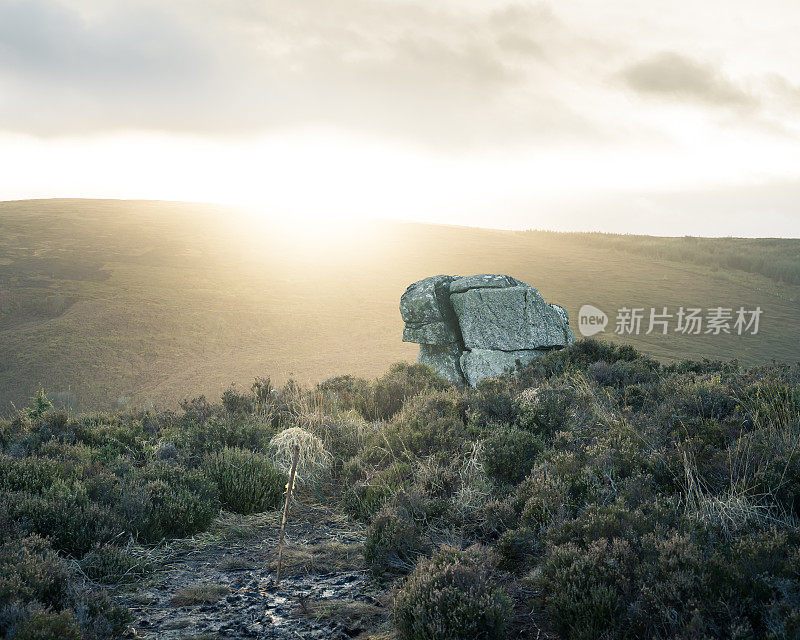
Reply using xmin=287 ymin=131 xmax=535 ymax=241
xmin=1 ymin=0 xmax=799 ymax=236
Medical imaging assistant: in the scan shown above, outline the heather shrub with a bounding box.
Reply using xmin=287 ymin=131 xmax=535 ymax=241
xmin=0 ymin=536 xmax=70 ymax=612
xmin=306 ymin=409 xmax=372 ymax=463
xmin=0 ymin=455 xmax=77 ymax=494
xmin=2 ymin=487 xmax=122 ymax=556
xmin=319 ymin=363 xmax=449 ymax=422
xmin=516 ymin=385 xmax=576 ymax=436
xmin=118 ymin=464 xmax=219 ymax=543
xmin=538 ymin=538 xmax=635 ymax=639
xmin=678 ymin=376 xmax=738 ymax=421
xmin=172 ymin=414 xmax=276 ymax=454
xmin=72 ymin=591 xmax=131 ymax=640
xmin=204 ymin=447 xmax=285 ymax=514
xmin=316 ymin=375 xmax=372 ymax=417
xmin=378 ymin=389 xmax=469 ymax=460
xmin=0 ymin=536 xmax=102 ymax=640
xmin=480 ymin=426 xmax=542 ymax=486
xmin=393 ymin=546 xmax=511 ymax=640
xmin=468 ymin=379 xmax=517 ymax=428
xmin=516 ymin=339 xmax=642 ymax=384
xmin=369 ymin=362 xmax=451 ymax=421
xmin=494 ymin=527 xmax=538 ymax=572
xmin=72 ymin=421 xmax=149 ymax=462
xmin=588 ymin=358 xmax=659 ymax=387
xmin=364 ymin=501 xmax=425 ymax=579
xmin=13 ymin=610 xmax=81 ymax=640
xmin=341 ymin=462 xmax=411 ymax=521
xmin=538 ymin=523 xmax=800 ymax=639
xmin=221 ymin=385 xmax=253 ymax=415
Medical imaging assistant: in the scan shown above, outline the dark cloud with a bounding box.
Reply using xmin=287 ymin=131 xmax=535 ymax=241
xmin=619 ymin=51 xmax=756 ymax=108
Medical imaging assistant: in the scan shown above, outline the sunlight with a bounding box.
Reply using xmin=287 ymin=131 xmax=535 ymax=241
xmin=1 ymin=126 xmax=799 ymax=235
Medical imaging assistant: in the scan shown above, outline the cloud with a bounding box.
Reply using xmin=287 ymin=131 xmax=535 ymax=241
xmin=1 ymin=0 xmax=796 ymax=157
xmin=0 ymin=0 xmax=611 ymax=146
xmin=619 ymin=51 xmax=756 ymax=108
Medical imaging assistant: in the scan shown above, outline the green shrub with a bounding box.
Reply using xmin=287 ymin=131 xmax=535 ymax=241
xmin=364 ymin=502 xmax=425 ymax=579
xmin=379 ymin=389 xmax=469 ymax=460
xmin=73 ymin=421 xmax=149 ymax=462
xmin=307 ymin=409 xmax=371 ymax=463
xmin=172 ymin=414 xmax=277 ymax=454
xmin=393 ymin=546 xmax=510 ymax=640
xmin=14 ymin=609 xmax=81 ymax=640
xmin=588 ymin=358 xmax=660 ymax=387
xmin=516 ymin=385 xmax=576 ymax=436
xmin=538 ymin=538 xmax=634 ymax=639
xmin=204 ymin=447 xmax=285 ymax=514
xmin=537 ymin=526 xmax=800 ymax=639
xmin=0 ymin=455 xmax=77 ymax=494
xmin=341 ymin=462 xmax=411 ymax=521
xmin=73 ymin=591 xmax=131 ymax=640
xmin=494 ymin=527 xmax=538 ymax=572
xmin=468 ymin=379 xmax=517 ymax=428
xmin=0 ymin=536 xmax=71 ymax=611
xmin=221 ymin=385 xmax=253 ymax=415
xmin=2 ymin=487 xmax=122 ymax=556
xmin=319 ymin=363 xmax=450 ymax=422
xmin=480 ymin=426 xmax=542 ymax=486
xmin=316 ymin=375 xmax=372 ymax=418
xmin=514 ymin=455 xmax=600 ymax=529
xmin=119 ymin=464 xmax=219 ymax=543
xmin=517 ymin=339 xmax=642 ymax=384
xmin=369 ymin=362 xmax=451 ymax=421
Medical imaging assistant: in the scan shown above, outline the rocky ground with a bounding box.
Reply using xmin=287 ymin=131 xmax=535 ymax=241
xmin=118 ymin=503 xmax=391 ymax=640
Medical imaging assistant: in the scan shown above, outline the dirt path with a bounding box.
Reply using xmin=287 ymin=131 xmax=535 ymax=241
xmin=120 ymin=503 xmax=391 ymax=640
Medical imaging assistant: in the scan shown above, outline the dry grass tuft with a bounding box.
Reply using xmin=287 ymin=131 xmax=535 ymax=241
xmin=170 ymin=583 xmax=229 ymax=606
xmin=269 ymin=427 xmax=332 ymax=487
xmin=267 ymin=540 xmax=364 ymax=577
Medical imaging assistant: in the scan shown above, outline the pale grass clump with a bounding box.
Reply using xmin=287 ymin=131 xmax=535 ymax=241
xmin=680 ymin=380 xmax=800 ymax=537
xmin=682 ymin=452 xmax=796 ymax=537
xmin=269 ymin=426 xmax=332 ymax=488
xmin=451 ymin=442 xmax=493 ymax=524
xmin=306 ymin=409 xmax=374 ymax=460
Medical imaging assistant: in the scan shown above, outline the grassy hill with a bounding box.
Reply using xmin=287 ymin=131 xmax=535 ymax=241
xmin=1 ymin=198 xmax=798 ymax=413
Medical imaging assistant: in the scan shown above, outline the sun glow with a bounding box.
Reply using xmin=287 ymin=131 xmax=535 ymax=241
xmin=2 ymin=125 xmax=800 ymax=236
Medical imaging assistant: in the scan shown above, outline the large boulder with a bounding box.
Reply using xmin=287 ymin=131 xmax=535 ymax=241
xmin=450 ymin=285 xmax=571 ymax=351
xmin=449 ymin=274 xmax=524 ymax=294
xmin=399 ymin=275 xmax=461 ymax=346
xmin=400 ymin=274 xmax=574 ymax=386
xmin=459 ymin=348 xmax=547 ymax=387
xmin=418 ymin=344 xmax=464 ymax=385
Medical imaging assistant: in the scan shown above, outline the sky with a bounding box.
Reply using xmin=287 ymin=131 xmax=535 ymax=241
xmin=1 ymin=0 xmax=799 ymax=236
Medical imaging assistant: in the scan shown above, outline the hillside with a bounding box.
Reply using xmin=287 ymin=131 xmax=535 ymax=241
xmin=1 ymin=199 xmax=798 ymax=413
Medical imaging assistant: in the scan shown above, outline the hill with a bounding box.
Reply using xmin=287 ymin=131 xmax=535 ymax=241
xmin=0 ymin=198 xmax=798 ymax=413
